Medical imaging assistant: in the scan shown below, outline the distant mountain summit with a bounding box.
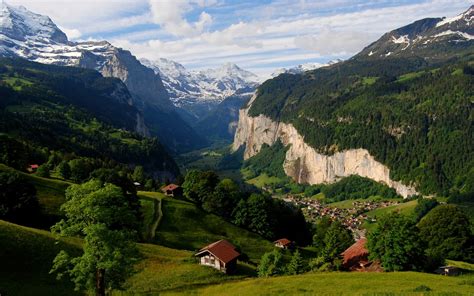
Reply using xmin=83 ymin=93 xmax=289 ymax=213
xmin=0 ymin=2 xmax=206 ymax=152
xmin=142 ymin=58 xmax=259 ymax=118
xmin=356 ymin=5 xmax=473 ymax=60
xmin=0 ymin=2 xmax=67 ymax=44
xmin=270 ymin=59 xmax=343 ymax=78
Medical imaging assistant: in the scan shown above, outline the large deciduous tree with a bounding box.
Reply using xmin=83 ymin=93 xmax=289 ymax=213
xmin=418 ymin=205 xmax=473 ymax=263
xmin=182 ymin=170 xmax=219 ymax=206
xmin=50 ymin=180 xmax=139 ymax=296
xmin=368 ymin=213 xmax=425 ymax=271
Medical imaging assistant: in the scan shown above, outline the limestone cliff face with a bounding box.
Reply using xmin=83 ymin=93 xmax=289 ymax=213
xmin=233 ymin=95 xmax=417 ymax=198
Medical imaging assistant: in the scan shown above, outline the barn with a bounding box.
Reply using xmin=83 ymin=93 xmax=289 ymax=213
xmin=195 ymin=240 xmax=240 ymax=274
xmin=161 ymin=184 xmax=183 ymax=197
xmin=341 ymin=238 xmax=382 ymax=272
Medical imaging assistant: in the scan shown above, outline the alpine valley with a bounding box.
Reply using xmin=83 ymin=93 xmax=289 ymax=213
xmin=1 ymin=2 xmax=474 ymax=296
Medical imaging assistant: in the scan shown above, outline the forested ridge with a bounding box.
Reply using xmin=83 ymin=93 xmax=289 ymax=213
xmin=0 ymin=58 xmax=179 ymax=177
xmin=249 ymin=56 xmax=474 ymax=196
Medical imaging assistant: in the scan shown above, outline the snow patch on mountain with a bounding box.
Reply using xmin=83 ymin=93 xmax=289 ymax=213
xmin=271 ymin=59 xmax=342 ymax=78
xmin=141 ymin=58 xmax=259 ymax=107
xmin=436 ymin=6 xmax=473 ymax=27
xmin=433 ymin=30 xmax=474 ymax=40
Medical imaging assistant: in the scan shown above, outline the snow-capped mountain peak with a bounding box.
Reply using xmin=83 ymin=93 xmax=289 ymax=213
xmin=0 ymin=1 xmax=67 ymax=43
xmin=436 ymin=5 xmax=473 ymax=28
xmin=270 ymin=59 xmax=342 ymax=78
xmin=141 ymin=58 xmax=259 ymax=109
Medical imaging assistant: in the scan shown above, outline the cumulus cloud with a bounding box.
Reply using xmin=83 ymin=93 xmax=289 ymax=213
xmin=148 ymin=0 xmax=213 ymax=37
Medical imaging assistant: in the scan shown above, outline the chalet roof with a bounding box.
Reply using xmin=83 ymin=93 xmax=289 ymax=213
xmin=195 ymin=239 xmax=240 ymax=264
xmin=274 ymin=238 xmax=292 ymax=246
xmin=342 ymin=238 xmax=369 ymax=264
xmin=161 ymin=184 xmax=180 ymax=192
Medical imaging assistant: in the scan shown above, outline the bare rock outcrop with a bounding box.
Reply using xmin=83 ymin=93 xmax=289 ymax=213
xmin=233 ymin=95 xmax=417 ymax=198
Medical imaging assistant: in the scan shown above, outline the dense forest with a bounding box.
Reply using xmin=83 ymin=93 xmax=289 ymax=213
xmin=249 ymin=56 xmax=474 ymax=196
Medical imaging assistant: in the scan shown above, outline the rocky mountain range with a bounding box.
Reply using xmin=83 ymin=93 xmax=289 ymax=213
xmin=355 ymin=5 xmax=473 ymax=60
xmin=0 ymin=2 xmax=205 ymax=153
xmin=233 ymin=5 xmax=474 ymax=197
xmin=141 ymin=58 xmax=259 ymax=119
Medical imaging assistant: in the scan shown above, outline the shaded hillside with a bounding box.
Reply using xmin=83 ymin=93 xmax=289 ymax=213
xmin=0 ymin=58 xmax=179 ymax=177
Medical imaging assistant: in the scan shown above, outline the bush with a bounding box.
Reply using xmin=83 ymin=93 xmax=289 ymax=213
xmin=36 ymin=164 xmax=50 ymax=178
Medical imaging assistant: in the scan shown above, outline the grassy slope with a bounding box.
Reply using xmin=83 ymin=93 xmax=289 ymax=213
xmin=154 ymin=197 xmax=274 ymax=263
xmin=363 ymin=200 xmax=418 ymax=231
xmin=0 ymin=219 xmax=250 ymax=295
xmin=167 ymin=271 xmax=474 ymax=296
xmin=0 ymin=164 xmax=71 ymax=227
xmin=0 ymin=220 xmax=81 ymax=296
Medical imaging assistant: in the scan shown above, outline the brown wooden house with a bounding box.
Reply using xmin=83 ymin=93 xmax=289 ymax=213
xmin=341 ymin=238 xmax=382 ymax=272
xmin=274 ymin=238 xmax=293 ymax=249
xmin=161 ymin=184 xmax=183 ymax=197
xmin=27 ymin=164 xmax=39 ymax=173
xmin=195 ymin=240 xmax=240 ymax=274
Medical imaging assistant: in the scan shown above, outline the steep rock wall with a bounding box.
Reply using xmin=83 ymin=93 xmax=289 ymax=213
xmin=233 ymin=95 xmax=417 ymax=198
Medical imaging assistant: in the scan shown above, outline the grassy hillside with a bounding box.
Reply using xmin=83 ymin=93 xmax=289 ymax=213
xmin=0 ymin=164 xmax=70 ymax=227
xmin=154 ymin=197 xmax=275 ymax=262
xmin=0 ymin=220 xmax=81 ymax=296
xmin=167 ymin=271 xmax=474 ymax=295
xmin=363 ymin=200 xmax=418 ymax=231
xmin=0 ymin=219 xmax=249 ymax=295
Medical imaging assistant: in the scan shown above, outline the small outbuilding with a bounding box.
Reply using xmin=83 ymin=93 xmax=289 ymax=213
xmin=273 ymin=238 xmax=293 ymax=249
xmin=28 ymin=164 xmax=39 ymax=173
xmin=341 ymin=238 xmax=382 ymax=272
xmin=435 ymin=266 xmax=461 ymax=276
xmin=195 ymin=240 xmax=240 ymax=274
xmin=161 ymin=184 xmax=183 ymax=197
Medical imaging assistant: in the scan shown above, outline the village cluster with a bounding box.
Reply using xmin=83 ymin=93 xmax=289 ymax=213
xmin=283 ymin=195 xmax=400 ymax=237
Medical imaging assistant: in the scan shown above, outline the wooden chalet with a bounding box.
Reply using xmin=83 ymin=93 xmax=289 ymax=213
xmin=27 ymin=164 xmax=39 ymax=173
xmin=161 ymin=184 xmax=183 ymax=197
xmin=195 ymin=240 xmax=240 ymax=274
xmin=341 ymin=238 xmax=382 ymax=272
xmin=273 ymin=238 xmax=293 ymax=249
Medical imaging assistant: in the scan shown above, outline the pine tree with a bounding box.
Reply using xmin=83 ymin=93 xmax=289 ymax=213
xmin=287 ymin=249 xmax=305 ymax=275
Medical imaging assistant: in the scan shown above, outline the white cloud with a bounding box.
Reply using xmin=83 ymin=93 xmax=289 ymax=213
xmin=5 ymin=0 xmax=474 ymax=76
xmin=58 ymin=27 xmax=82 ymax=40
xmin=148 ymin=0 xmax=213 ymax=37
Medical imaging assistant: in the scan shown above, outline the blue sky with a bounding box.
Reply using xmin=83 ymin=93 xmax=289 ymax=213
xmin=7 ymin=0 xmax=474 ymax=77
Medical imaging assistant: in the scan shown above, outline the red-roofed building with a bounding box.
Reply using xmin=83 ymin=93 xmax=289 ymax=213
xmin=161 ymin=184 xmax=182 ymax=197
xmin=274 ymin=238 xmax=293 ymax=249
xmin=28 ymin=164 xmax=39 ymax=173
xmin=341 ymin=238 xmax=382 ymax=272
xmin=195 ymin=240 xmax=240 ymax=274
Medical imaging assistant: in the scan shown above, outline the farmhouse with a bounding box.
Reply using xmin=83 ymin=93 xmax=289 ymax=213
xmin=161 ymin=184 xmax=183 ymax=197
xmin=195 ymin=240 xmax=240 ymax=274
xmin=341 ymin=238 xmax=382 ymax=272
xmin=274 ymin=238 xmax=293 ymax=249
xmin=28 ymin=164 xmax=39 ymax=173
